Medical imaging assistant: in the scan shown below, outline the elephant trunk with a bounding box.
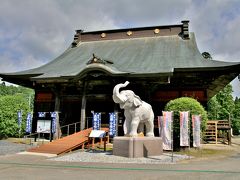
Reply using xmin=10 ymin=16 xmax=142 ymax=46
xmin=112 ymin=81 xmax=129 ymax=103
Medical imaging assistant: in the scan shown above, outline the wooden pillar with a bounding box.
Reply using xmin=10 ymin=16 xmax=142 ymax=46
xmin=80 ymin=81 xmax=87 ymax=130
xmin=215 ymin=121 xmax=217 ymax=144
xmin=54 ymin=92 xmax=62 ymax=139
xmin=228 ymin=113 xmax=232 ymax=145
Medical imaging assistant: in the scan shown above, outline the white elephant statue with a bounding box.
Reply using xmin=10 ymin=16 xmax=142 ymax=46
xmin=112 ymin=81 xmax=155 ymax=137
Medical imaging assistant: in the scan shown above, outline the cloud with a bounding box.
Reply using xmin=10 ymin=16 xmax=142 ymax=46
xmin=0 ymin=0 xmax=239 ymax=96
xmin=90 ymin=0 xmax=191 ymax=27
xmin=0 ymin=51 xmax=45 ymax=73
xmin=214 ymin=16 xmax=240 ymax=61
xmin=0 ymin=0 xmax=118 ymax=72
xmin=183 ymin=0 xmax=240 ymax=61
xmin=2 ymin=0 xmax=240 ymax=70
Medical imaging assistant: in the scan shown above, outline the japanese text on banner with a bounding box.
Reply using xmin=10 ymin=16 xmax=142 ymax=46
xmin=92 ymin=112 xmax=101 ymax=130
xmin=180 ymin=111 xmax=189 ymax=146
xmin=109 ymin=112 xmax=117 ymax=137
xmin=192 ymin=115 xmax=201 ymax=147
xmin=26 ymin=112 xmax=32 ymax=133
xmin=161 ymin=111 xmax=173 ymax=150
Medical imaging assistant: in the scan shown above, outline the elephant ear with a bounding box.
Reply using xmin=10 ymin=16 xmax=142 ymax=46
xmin=133 ymin=95 xmax=142 ymax=107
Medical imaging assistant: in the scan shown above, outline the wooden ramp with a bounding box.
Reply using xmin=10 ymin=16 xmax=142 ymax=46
xmin=27 ymin=128 xmax=108 ymax=155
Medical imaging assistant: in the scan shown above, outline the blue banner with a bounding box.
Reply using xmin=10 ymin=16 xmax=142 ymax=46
xmin=92 ymin=112 xmax=101 ymax=130
xmin=17 ymin=110 xmax=22 ymax=127
xmin=109 ymin=112 xmax=117 ymax=137
xmin=26 ymin=112 xmax=32 ymax=133
xmin=38 ymin=112 xmax=46 ymax=118
xmin=50 ymin=112 xmax=57 ymax=133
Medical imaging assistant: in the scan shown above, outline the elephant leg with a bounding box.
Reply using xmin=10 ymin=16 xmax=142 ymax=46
xmin=129 ymin=118 xmax=140 ymax=137
xmin=123 ymin=120 xmax=127 ymax=135
xmin=124 ymin=111 xmax=132 ymax=136
xmin=137 ymin=122 xmax=144 ymax=134
xmin=145 ymin=120 xmax=154 ymax=137
xmin=124 ymin=119 xmax=131 ymax=135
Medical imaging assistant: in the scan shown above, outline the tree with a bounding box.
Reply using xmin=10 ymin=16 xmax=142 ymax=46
xmin=208 ymin=84 xmax=234 ymax=120
xmin=207 ymin=96 xmax=221 ymax=120
xmin=0 ymin=83 xmax=34 ymax=110
xmin=0 ymin=95 xmax=30 ymax=139
xmin=0 ymin=83 xmax=34 ymax=139
xmin=207 ymin=84 xmax=240 ymax=135
xmin=232 ymin=97 xmax=240 ymax=135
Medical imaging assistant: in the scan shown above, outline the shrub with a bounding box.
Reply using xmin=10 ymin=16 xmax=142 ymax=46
xmin=164 ymin=97 xmax=208 ymax=149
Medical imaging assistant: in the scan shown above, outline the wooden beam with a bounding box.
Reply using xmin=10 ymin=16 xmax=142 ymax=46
xmin=80 ymin=81 xmax=87 ymax=130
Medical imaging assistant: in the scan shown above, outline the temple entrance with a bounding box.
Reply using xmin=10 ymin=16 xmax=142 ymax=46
xmin=86 ymin=96 xmax=115 ymax=128
xmin=86 ymin=96 xmax=125 ymax=135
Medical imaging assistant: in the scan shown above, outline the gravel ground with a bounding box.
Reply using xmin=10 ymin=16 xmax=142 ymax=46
xmin=0 ymin=140 xmax=189 ymax=164
xmin=0 ymin=140 xmax=30 ymax=155
xmin=3 ymin=137 xmax=239 ymax=164
xmin=50 ymin=150 xmax=190 ymax=164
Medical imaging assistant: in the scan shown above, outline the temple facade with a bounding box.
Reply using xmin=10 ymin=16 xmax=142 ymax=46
xmin=1 ymin=20 xmax=240 ymax=134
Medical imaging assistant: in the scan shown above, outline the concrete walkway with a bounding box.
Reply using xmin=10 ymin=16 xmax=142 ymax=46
xmin=0 ymin=137 xmax=239 ymax=180
xmin=0 ymin=152 xmax=239 ymax=179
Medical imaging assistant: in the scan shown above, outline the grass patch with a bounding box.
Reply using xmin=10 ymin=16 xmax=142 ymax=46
xmin=175 ymin=148 xmax=234 ymax=158
xmin=7 ymin=138 xmax=27 ymax=144
xmin=7 ymin=137 xmax=49 ymax=145
xmin=91 ymin=143 xmax=113 ymax=151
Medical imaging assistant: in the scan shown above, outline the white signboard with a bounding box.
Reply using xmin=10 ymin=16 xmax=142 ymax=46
xmin=89 ymin=130 xmax=106 ymax=138
xmin=37 ymin=120 xmax=51 ymax=133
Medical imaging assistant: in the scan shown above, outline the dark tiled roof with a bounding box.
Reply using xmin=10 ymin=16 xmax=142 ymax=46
xmin=3 ymin=33 xmax=239 ymax=80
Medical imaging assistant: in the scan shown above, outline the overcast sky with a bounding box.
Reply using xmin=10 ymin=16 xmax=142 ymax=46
xmin=0 ymin=0 xmax=240 ymax=96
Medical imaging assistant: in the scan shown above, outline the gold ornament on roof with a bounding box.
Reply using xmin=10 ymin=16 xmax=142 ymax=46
xmin=101 ymin=33 xmax=106 ymax=38
xmin=126 ymin=31 xmax=133 ymax=36
xmin=154 ymin=29 xmax=160 ymax=34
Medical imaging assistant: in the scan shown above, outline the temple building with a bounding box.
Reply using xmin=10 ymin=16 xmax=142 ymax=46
xmin=1 ymin=20 xmax=240 ymax=134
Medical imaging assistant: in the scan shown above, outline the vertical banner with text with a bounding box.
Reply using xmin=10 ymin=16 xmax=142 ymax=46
xmin=38 ymin=112 xmax=46 ymax=118
xmin=157 ymin=116 xmax=163 ymax=137
xmin=162 ymin=111 xmax=173 ymax=150
xmin=50 ymin=112 xmax=57 ymax=133
xmin=92 ymin=112 xmax=101 ymax=130
xmin=109 ymin=112 xmax=117 ymax=137
xmin=180 ymin=111 xmax=189 ymax=146
xmin=192 ymin=115 xmax=201 ymax=147
xmin=17 ymin=110 xmax=22 ymax=127
xmin=26 ymin=112 xmax=32 ymax=133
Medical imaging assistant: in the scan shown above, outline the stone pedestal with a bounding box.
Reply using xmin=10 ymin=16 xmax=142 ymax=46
xmin=113 ymin=136 xmax=163 ymax=158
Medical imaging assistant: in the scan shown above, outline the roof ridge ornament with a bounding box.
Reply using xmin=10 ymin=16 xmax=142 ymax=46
xmin=87 ymin=54 xmax=114 ymax=65
xmin=72 ymin=30 xmax=83 ymax=47
xmin=181 ymin=20 xmax=190 ymax=40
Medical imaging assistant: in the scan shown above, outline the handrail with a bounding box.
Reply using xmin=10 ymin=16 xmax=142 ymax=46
xmin=60 ymin=117 xmax=93 ymax=137
xmin=25 ymin=117 xmax=94 ymax=148
xmin=24 ymin=131 xmax=50 ymax=138
xmin=60 ymin=122 xmax=80 ymax=129
xmin=24 ymin=130 xmax=50 ymax=150
xmin=60 ymin=122 xmax=81 ymax=137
